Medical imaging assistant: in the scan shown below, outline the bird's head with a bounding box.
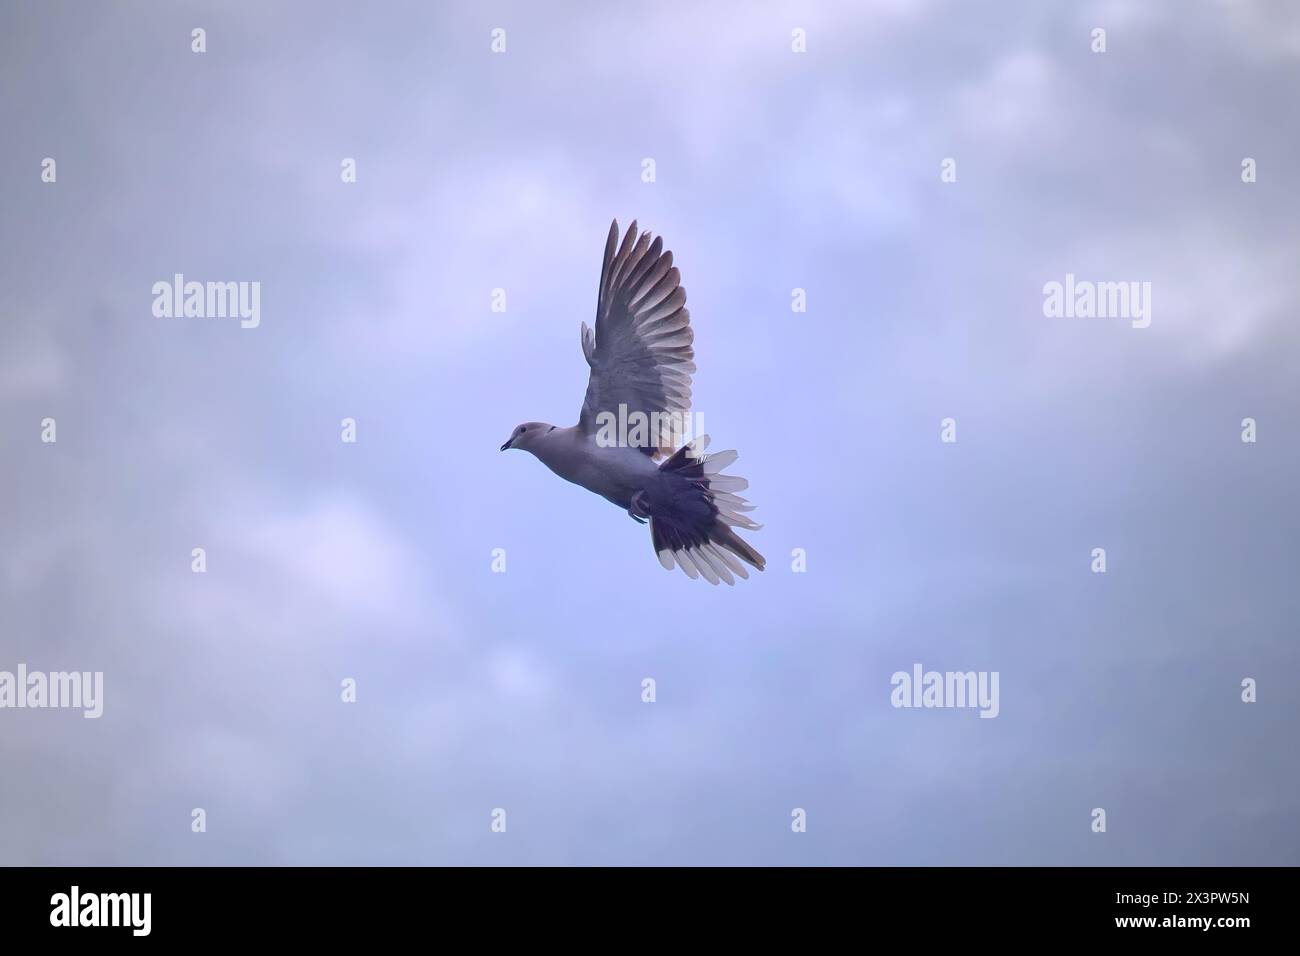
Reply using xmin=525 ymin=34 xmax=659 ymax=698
xmin=500 ymin=422 xmax=555 ymax=453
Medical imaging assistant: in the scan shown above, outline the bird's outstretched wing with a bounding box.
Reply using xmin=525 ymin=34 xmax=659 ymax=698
xmin=578 ymin=219 xmax=695 ymax=457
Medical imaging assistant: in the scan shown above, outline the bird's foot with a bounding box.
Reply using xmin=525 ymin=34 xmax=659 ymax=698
xmin=628 ymin=491 xmax=651 ymax=524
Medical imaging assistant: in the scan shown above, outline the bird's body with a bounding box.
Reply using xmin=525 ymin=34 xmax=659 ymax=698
xmin=526 ymin=425 xmax=659 ymax=511
xmin=501 ymin=219 xmax=765 ymax=585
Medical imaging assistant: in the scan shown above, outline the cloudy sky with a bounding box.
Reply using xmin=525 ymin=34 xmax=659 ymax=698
xmin=1 ymin=0 xmax=1297 ymax=864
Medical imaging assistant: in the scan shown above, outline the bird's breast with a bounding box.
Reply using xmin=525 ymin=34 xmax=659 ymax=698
xmin=539 ymin=439 xmax=655 ymax=510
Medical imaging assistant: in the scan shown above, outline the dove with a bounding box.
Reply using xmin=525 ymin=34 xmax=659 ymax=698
xmin=501 ymin=219 xmax=765 ymax=584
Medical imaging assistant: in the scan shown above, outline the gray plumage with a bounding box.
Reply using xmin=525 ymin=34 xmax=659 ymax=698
xmin=501 ymin=219 xmax=764 ymax=585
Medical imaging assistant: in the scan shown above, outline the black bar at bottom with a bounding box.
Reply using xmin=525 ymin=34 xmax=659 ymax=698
xmin=0 ymin=866 xmax=1278 ymax=941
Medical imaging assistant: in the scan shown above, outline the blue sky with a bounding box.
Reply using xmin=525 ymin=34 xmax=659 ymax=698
xmin=1 ymin=0 xmax=1298 ymax=864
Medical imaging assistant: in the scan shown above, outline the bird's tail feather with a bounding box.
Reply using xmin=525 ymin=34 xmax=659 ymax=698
xmin=649 ymin=436 xmax=765 ymax=585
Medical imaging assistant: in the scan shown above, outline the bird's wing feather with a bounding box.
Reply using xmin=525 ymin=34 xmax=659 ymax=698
xmin=578 ymin=219 xmax=695 ymax=457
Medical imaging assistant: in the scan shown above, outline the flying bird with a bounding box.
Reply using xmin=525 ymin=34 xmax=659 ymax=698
xmin=501 ymin=219 xmax=765 ymax=584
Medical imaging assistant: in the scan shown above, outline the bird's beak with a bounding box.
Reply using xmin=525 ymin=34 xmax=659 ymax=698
xmin=500 ymin=438 xmax=513 ymax=452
